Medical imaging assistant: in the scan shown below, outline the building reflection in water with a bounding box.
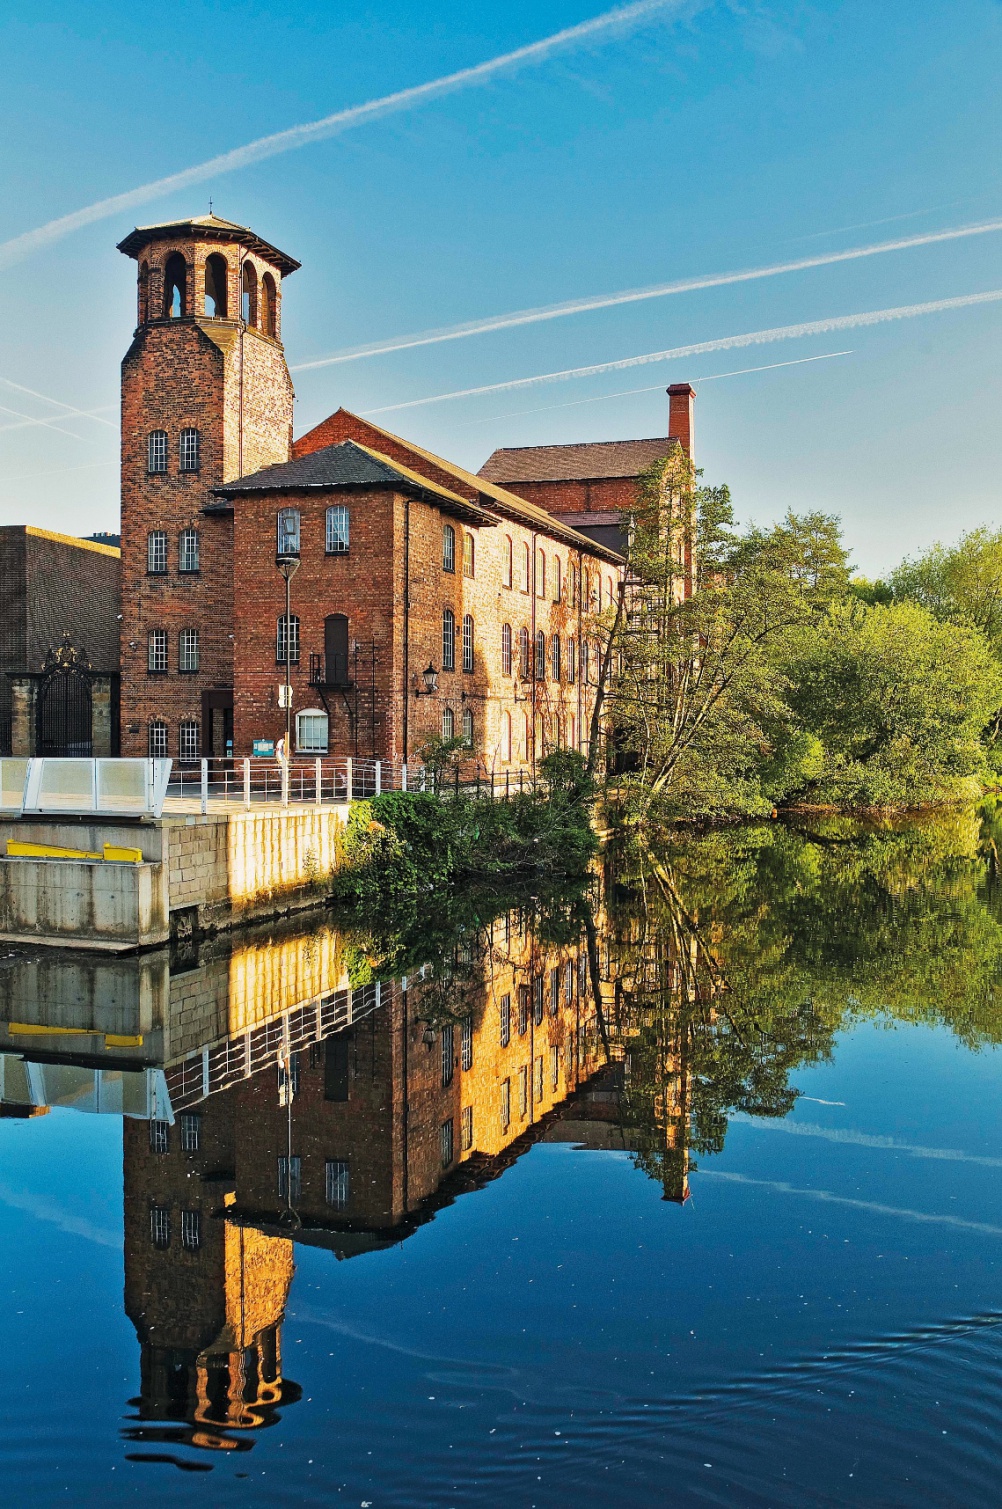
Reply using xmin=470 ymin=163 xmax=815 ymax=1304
xmin=0 ymin=880 xmax=701 ymax=1461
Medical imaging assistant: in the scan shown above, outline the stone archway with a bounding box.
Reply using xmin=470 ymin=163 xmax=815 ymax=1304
xmin=35 ymin=634 xmax=93 ymax=757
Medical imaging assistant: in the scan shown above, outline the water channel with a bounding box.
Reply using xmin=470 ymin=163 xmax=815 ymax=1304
xmin=2 ymin=809 xmax=1001 ymax=1505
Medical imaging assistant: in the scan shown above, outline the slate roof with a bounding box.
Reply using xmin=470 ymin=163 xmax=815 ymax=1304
xmin=479 ymin=437 xmax=675 ymax=484
xmin=117 ymin=214 xmax=300 ymax=275
xmin=210 ymin=440 xmax=494 ymax=526
xmin=330 ymin=412 xmax=624 ymax=564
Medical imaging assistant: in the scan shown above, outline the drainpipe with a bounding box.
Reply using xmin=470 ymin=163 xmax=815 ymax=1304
xmin=402 ymin=495 xmax=411 ymax=762
xmin=530 ymin=531 xmax=537 ymax=775
xmin=237 ymin=249 xmax=246 ymax=479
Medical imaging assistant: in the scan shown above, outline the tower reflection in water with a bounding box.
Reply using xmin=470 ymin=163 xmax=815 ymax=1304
xmin=0 ymin=885 xmax=698 ymax=1463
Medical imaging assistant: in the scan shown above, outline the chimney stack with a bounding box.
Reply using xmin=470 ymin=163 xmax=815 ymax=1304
xmin=667 ymin=383 xmax=695 ymax=459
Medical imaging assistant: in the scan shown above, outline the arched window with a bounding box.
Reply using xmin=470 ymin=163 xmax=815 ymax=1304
xmin=138 ymin=261 xmax=150 ymax=324
xmin=261 ymin=272 xmax=277 ymax=337
xmin=147 ymin=530 xmax=168 ymax=574
xmin=568 ymin=713 xmax=576 ymax=750
xmin=535 ymin=630 xmax=546 ymax=679
xmin=581 ymin=639 xmax=590 ymax=685
xmin=276 ymin=614 xmax=300 ymax=664
xmin=204 ymin=254 xmax=228 ymax=318
xmin=504 ymin=536 xmax=513 ymax=588
xmin=442 ymin=706 xmax=455 ymax=740
xmin=179 ymin=628 xmax=199 ymax=672
xmin=179 ymin=528 xmax=199 ymax=573
xmin=522 ymin=542 xmax=531 ymax=592
xmin=552 ymin=557 xmax=562 ymax=603
xmin=242 ymin=262 xmax=258 ymax=326
xmin=442 ymin=608 xmax=456 ymax=671
xmin=502 ymin=711 xmax=512 ymax=763
xmin=536 ymin=548 xmax=546 ymax=599
xmin=147 ymin=431 xmax=167 ymax=474
xmin=442 ymin=524 xmax=456 ymax=573
xmin=463 ymin=533 xmax=475 ymax=579
xmin=501 ymin=623 xmax=512 ymax=676
xmin=148 ymin=720 xmax=168 ymax=757
xmin=566 ymin=638 xmax=575 ymax=683
xmin=277 ymin=507 xmax=300 ymax=557
xmin=550 ymin=634 xmax=561 ymax=682
xmin=296 ymin=709 xmax=329 ymax=753
xmin=326 ymin=504 xmax=349 ymax=553
xmin=179 ymin=719 xmax=200 ymax=761
xmin=518 ymin=627 xmax=530 ymax=678
xmin=462 ymin=614 xmax=474 ymax=673
xmin=179 ymin=428 xmax=200 ymax=472
xmin=583 ymin=569 xmax=590 ymax=611
xmin=568 ymin=563 xmax=577 ymax=608
xmin=163 ymin=253 xmax=186 ymax=318
xmin=607 ymin=577 xmax=614 ymax=608
xmin=462 ymin=707 xmax=474 ymax=749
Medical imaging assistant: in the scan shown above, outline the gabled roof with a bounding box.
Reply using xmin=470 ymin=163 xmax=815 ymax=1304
xmin=211 ymin=439 xmax=494 ymax=526
xmin=312 ymin=411 xmax=624 ymax=564
xmin=117 ymin=214 xmax=300 ymax=275
xmin=479 ymin=437 xmax=674 ymax=484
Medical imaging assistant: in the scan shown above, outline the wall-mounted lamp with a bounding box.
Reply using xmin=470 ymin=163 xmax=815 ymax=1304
xmin=413 ymin=663 xmax=438 ymax=696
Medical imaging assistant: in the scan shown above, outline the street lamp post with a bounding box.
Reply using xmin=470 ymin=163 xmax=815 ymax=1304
xmin=276 ymin=554 xmax=300 ymax=753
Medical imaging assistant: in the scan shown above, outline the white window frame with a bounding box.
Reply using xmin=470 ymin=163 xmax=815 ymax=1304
xmin=179 ymin=527 xmax=199 ymax=573
xmin=179 ymin=720 xmax=200 ymax=761
xmin=326 ymin=504 xmax=350 ymax=554
xmin=148 ymin=629 xmax=167 ymax=673
xmin=147 ymin=530 xmax=168 ymax=574
xmin=147 ymin=431 xmax=167 ymax=474
xmin=179 ymin=427 xmax=200 ymax=473
xmin=179 ymin=628 xmax=199 ymax=673
xmin=296 ymin=708 xmax=329 ymax=754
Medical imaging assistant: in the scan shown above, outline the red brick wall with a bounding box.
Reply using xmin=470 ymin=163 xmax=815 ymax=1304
xmin=503 ymin=475 xmax=643 ymax=518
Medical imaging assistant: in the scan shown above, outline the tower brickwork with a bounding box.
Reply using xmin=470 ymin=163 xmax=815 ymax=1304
xmin=117 ymin=217 xmax=298 ymax=758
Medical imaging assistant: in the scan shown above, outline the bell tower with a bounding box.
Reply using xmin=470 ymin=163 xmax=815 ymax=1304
xmin=117 ymin=215 xmax=299 ymax=758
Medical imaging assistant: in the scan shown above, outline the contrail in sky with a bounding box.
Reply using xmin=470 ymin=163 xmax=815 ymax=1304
xmin=0 ymin=0 xmax=686 ymax=271
xmin=0 ymin=378 xmax=117 ymax=428
xmin=701 ymin=1170 xmax=1002 ymax=1238
xmin=292 ymin=217 xmax=1002 ymax=371
xmin=458 ymin=351 xmax=853 ymax=424
xmin=363 ymin=288 xmax=1002 ymax=413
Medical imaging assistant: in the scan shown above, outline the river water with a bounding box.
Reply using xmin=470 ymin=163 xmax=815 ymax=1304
xmin=2 ymin=811 xmax=1001 ymax=1505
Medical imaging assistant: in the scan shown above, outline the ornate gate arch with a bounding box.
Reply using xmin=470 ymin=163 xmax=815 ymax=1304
xmin=36 ymin=634 xmax=93 ymax=757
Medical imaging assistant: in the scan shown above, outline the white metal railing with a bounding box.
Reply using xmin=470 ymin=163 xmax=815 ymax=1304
xmin=163 ymin=756 xmax=540 ymax=811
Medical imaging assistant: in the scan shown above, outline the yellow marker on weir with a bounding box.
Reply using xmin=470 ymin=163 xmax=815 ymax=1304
xmin=5 ymin=841 xmax=142 ymax=864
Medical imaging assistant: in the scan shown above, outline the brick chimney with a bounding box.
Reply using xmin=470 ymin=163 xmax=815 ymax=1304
xmin=667 ymin=383 xmax=695 ymax=458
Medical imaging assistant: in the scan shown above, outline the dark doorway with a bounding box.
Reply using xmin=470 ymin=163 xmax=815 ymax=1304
xmin=36 ymin=665 xmax=92 ymax=756
xmin=201 ymin=689 xmax=234 ymax=759
xmin=324 ymin=614 xmax=350 ymax=686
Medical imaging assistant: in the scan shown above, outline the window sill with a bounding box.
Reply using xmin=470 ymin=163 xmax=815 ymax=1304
xmin=147 ymin=670 xmax=168 ymax=676
xmin=178 ymin=668 xmax=200 ymax=675
xmin=325 ymin=550 xmax=350 ymax=558
xmin=146 ymin=570 xmax=168 ymax=577
xmin=178 ymin=569 xmax=201 ymax=577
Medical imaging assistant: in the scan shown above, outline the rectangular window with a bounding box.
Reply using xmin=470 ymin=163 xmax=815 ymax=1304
xmin=503 ymin=537 xmax=513 ymax=589
xmin=179 ymin=528 xmax=199 ymax=573
xmin=519 ymin=1065 xmax=529 ymax=1117
xmin=579 ymin=953 xmax=588 ymax=997
xmin=443 ymin=525 xmax=456 ymax=573
xmin=326 ymin=1159 xmax=350 ymax=1209
xmin=148 ymin=629 xmax=167 ymax=673
xmin=536 ymin=549 xmax=546 ymax=599
xmin=277 ymin=1155 xmax=301 ymax=1202
xmin=149 ymin=721 xmax=168 ymax=758
xmin=181 ymin=1209 xmax=201 ymax=1250
xmin=179 ymin=628 xmax=199 ymax=672
xmin=147 ymin=530 xmax=168 ymax=574
xmin=461 ymin=1015 xmax=473 ymax=1072
xmin=440 ymin=1118 xmax=454 ymax=1166
xmin=501 ymin=1077 xmax=511 ymax=1130
xmin=565 ymin=959 xmax=575 ymax=1004
xmin=277 ymin=507 xmax=300 ymax=557
xmin=462 ymin=615 xmax=474 ymax=673
xmin=297 ymin=710 xmax=329 ymax=753
xmin=326 ymin=504 xmax=350 ymax=553
xmin=566 ymin=639 xmax=576 ymax=684
xmin=150 ymin=1206 xmax=170 ymax=1249
xmin=276 ymin=614 xmax=300 ymax=664
xmin=551 ymin=636 xmax=561 ymax=682
xmin=550 ymin=965 xmax=561 ymax=1015
xmin=533 ymin=975 xmax=544 ymax=1026
xmin=518 ymin=984 xmax=530 ymax=1035
xmin=179 ymin=428 xmax=200 ymax=472
xmin=442 ymin=609 xmax=456 ymax=671
xmin=551 ymin=1045 xmax=560 ymax=1089
xmin=463 ymin=533 xmax=475 ymax=578
xmin=180 ymin=1113 xmax=201 ymax=1152
xmin=441 ymin=1023 xmax=455 ymax=1087
xmin=149 ymin=1120 xmax=169 ymax=1155
xmin=535 ymin=1056 xmax=544 ymax=1102
xmin=553 ymin=557 xmax=562 ymax=602
xmin=461 ymin=1105 xmax=473 ymax=1151
xmin=147 ymin=431 xmax=167 ymax=474
xmin=500 ymin=994 xmax=511 ymax=1047
xmin=179 ymin=720 xmax=199 ymax=760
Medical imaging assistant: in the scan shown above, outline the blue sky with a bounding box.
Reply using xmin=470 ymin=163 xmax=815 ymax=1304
xmin=1 ymin=0 xmax=1001 ymax=573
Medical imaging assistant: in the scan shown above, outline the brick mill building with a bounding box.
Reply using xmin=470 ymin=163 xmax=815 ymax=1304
xmin=117 ymin=215 xmax=692 ymax=767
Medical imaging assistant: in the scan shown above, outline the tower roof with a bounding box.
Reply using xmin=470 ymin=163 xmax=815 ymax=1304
xmin=117 ymin=215 xmax=300 ymax=275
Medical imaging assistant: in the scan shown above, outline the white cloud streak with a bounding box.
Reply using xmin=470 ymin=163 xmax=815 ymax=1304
xmin=701 ymin=1170 xmax=1002 ymax=1238
xmin=729 ymin=1112 xmax=1002 ymax=1169
xmin=0 ymin=379 xmax=117 ymax=428
xmin=363 ymin=288 xmax=1002 ymax=413
xmin=0 ymin=0 xmax=687 ymax=271
xmin=293 ymin=217 xmax=1002 ymax=372
xmin=458 ymin=350 xmax=853 ymax=425
xmin=0 ymin=402 xmax=97 ymax=443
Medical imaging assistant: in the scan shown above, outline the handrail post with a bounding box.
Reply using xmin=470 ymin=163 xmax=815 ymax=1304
xmin=345 ymin=756 xmax=353 ymax=802
xmin=200 ymin=758 xmax=208 ymax=815
xmin=315 ymin=757 xmax=322 ymax=806
xmin=402 ymin=761 xmax=408 ymax=793
xmin=375 ymin=760 xmax=382 ymax=796
xmin=281 ymin=758 xmax=289 ymax=808
xmin=243 ymin=757 xmax=251 ymax=809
